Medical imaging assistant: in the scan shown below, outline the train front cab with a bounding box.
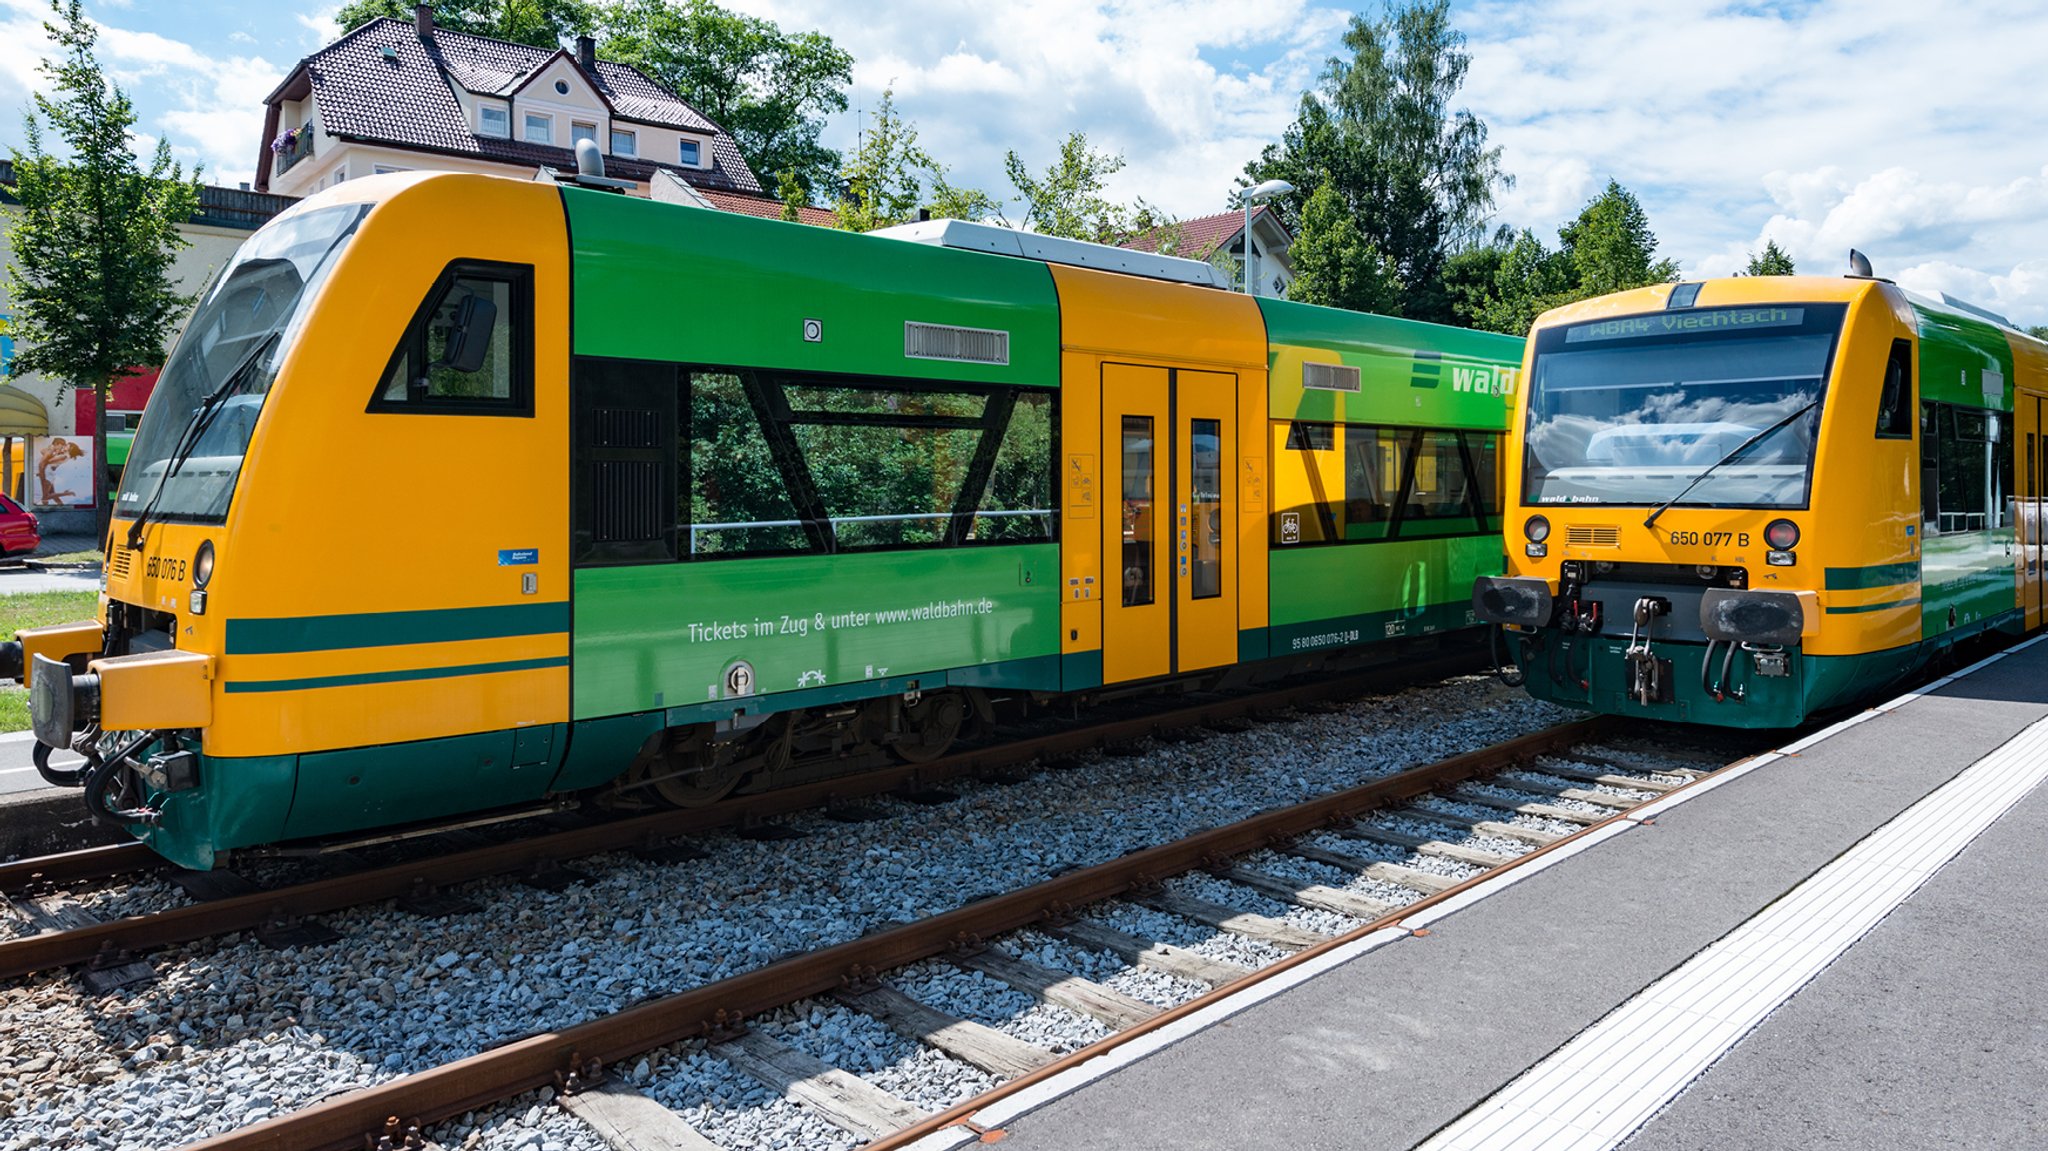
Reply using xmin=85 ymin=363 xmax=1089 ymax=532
xmin=1472 ymin=275 xmax=2022 ymax=729
xmin=9 ymin=174 xmax=576 ymax=869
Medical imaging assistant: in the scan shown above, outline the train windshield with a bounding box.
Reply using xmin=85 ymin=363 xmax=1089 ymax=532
xmin=1522 ymin=304 xmax=1846 ymax=509
xmin=117 ymin=203 xmax=368 ymax=525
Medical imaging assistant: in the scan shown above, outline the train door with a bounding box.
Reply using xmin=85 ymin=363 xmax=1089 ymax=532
xmin=1100 ymin=364 xmax=1239 ymax=683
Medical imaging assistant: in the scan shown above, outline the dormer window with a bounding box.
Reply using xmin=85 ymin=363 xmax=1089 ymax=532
xmin=679 ymin=139 xmax=701 ymax=167
xmin=610 ymin=128 xmax=636 ymax=157
xmin=479 ymin=104 xmax=509 ymax=138
xmin=524 ymin=112 xmax=552 ymax=145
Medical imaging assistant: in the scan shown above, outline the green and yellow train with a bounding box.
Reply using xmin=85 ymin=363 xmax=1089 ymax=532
xmin=1474 ymin=271 xmax=2048 ymax=727
xmin=5 ymin=171 xmax=1520 ymax=869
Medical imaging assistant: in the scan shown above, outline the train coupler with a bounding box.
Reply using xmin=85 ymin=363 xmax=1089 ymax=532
xmin=1625 ymin=597 xmax=1673 ymax=707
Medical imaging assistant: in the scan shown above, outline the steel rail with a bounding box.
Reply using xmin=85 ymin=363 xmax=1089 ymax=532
xmin=0 ymin=841 xmax=160 ymax=894
xmin=179 ymin=716 xmax=1602 ymax=1151
xmin=0 ymin=650 xmax=1484 ymax=981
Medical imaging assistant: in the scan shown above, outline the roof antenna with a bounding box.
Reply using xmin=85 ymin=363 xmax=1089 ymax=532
xmin=1848 ymin=249 xmax=1874 ymax=278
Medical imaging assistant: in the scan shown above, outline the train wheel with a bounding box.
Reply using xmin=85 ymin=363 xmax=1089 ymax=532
xmin=648 ymin=715 xmax=794 ymax=807
xmin=894 ymin=691 xmax=965 ymax=764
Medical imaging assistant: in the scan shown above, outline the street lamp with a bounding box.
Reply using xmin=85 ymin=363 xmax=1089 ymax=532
xmin=1241 ymin=179 xmax=1294 ymax=295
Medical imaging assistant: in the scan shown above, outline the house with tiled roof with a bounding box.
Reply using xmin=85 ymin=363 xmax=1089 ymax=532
xmin=256 ymin=5 xmax=766 ymax=202
xmin=1122 ymin=206 xmax=1295 ymax=297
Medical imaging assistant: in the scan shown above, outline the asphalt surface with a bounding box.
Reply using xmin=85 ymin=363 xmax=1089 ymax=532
xmin=0 ymin=567 xmax=102 ymax=594
xmin=0 ymin=729 xmax=78 ymax=796
xmin=989 ymin=643 xmax=2048 ymax=1151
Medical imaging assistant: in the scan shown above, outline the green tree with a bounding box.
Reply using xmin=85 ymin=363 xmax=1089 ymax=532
xmin=1004 ymin=131 xmax=1158 ymax=244
xmin=336 ymin=0 xmax=596 ymax=47
xmin=1448 ymin=183 xmax=1677 ymax=335
xmin=3 ymin=0 xmax=200 ymax=537
xmin=1285 ymin=181 xmax=1404 ymax=314
xmin=1743 ymin=240 xmax=1797 ymax=276
xmin=1559 ymin=180 xmax=1679 ymax=297
xmin=599 ymin=0 xmax=852 ymax=200
xmin=1245 ymin=0 xmax=1508 ymax=322
xmin=832 ymin=88 xmax=993 ymax=231
xmin=2029 ymin=324 xmax=2048 ymax=342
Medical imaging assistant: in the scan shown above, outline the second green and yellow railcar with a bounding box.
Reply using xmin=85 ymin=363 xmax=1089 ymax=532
xmin=1476 ymin=273 xmax=2048 ymax=727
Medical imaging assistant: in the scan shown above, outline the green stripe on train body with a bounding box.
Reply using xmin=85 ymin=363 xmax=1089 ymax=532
xmin=1257 ymin=296 xmax=1522 ymax=428
xmin=223 ymin=602 xmax=570 ymax=654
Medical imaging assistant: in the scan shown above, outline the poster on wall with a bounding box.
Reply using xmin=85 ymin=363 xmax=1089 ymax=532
xmin=30 ymin=436 xmax=94 ymax=508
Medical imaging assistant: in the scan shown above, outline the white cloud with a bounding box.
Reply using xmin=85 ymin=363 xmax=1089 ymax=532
xmin=739 ymin=0 xmax=1345 ymax=220
xmin=1453 ymin=0 xmax=2048 ymax=324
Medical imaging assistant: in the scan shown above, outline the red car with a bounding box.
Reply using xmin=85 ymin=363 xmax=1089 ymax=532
xmin=0 ymin=494 xmax=41 ymax=557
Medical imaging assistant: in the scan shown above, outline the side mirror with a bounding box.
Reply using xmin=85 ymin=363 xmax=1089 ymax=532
xmin=436 ymin=292 xmax=497 ymax=374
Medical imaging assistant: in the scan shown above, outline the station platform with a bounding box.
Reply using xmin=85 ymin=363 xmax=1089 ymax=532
xmin=924 ymin=635 xmax=2048 ymax=1151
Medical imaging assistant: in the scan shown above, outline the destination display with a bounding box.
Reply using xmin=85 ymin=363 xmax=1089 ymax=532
xmin=1564 ymin=307 xmax=1805 ymax=344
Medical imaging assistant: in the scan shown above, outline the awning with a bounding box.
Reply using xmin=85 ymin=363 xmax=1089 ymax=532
xmin=0 ymin=385 xmax=49 ymax=437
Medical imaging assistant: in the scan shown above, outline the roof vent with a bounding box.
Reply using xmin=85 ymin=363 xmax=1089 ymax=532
xmin=1303 ymin=362 xmax=1360 ymax=392
xmin=905 ymin=321 xmax=1010 ymax=366
xmin=558 ymin=138 xmax=635 ymax=192
xmin=1848 ymin=249 xmax=1874 ymax=278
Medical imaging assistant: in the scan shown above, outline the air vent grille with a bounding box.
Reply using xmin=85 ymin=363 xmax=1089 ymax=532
xmin=108 ymin=548 xmax=133 ymax=579
xmin=593 ymin=460 xmax=665 ymax=543
xmin=1303 ymin=362 xmax=1361 ymax=392
xmin=594 ymin=407 xmax=662 ymax=449
xmin=905 ymin=321 xmax=1010 ymax=366
xmin=1565 ymin=525 xmax=1621 ymax=548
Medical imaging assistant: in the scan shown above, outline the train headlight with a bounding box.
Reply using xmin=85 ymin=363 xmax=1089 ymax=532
xmin=1764 ymin=520 xmax=1800 ymax=550
xmin=193 ymin=540 xmax=215 ymax=588
xmin=1523 ymin=515 xmax=1551 ymax=543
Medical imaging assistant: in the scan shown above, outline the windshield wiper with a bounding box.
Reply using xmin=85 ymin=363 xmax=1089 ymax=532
xmin=123 ymin=330 xmax=280 ymax=550
xmin=1641 ymin=398 xmax=1819 ymax=530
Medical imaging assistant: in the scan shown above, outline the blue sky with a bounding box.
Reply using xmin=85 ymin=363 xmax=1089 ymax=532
xmin=2 ymin=0 xmax=2044 ymax=325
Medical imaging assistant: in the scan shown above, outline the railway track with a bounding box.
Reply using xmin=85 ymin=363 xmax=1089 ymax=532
xmin=0 ymin=649 xmax=1491 ymax=986
xmin=148 ymin=717 xmax=1759 ymax=1151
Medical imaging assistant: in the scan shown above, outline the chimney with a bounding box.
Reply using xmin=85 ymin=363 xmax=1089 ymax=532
xmin=576 ymin=34 xmax=596 ymax=71
xmin=414 ymin=4 xmax=433 ymax=37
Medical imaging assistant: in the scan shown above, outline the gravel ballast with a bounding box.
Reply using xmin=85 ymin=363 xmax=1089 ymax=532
xmin=1 ymin=676 xmax=1574 ymax=1149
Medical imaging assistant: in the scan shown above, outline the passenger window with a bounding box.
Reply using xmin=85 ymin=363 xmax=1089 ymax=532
xmin=1875 ymin=339 xmax=1913 ymax=438
xmin=372 ymin=261 xmax=532 ymax=415
xmin=687 ymin=371 xmax=811 ymax=557
xmin=1190 ymin=418 xmax=1222 ymax=599
xmin=682 ymin=368 xmax=1055 ymax=559
xmin=1121 ymin=416 xmax=1154 ymax=606
xmin=1340 ymin=425 xmax=1400 ymax=541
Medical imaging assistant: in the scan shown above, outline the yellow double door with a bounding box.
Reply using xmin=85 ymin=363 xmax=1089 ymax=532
xmin=1101 ymin=363 xmax=1238 ymax=683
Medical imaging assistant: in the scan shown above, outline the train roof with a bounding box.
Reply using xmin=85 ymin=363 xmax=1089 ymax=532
xmin=867 ymin=218 xmax=1233 ymax=290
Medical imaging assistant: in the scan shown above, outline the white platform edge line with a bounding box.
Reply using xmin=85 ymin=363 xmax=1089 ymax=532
xmin=1416 ymin=712 xmax=2048 ymax=1151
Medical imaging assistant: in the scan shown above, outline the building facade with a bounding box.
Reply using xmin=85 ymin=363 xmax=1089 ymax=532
xmin=257 ymin=8 xmax=762 ymax=202
xmin=1124 ymin=207 xmax=1296 ymax=298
